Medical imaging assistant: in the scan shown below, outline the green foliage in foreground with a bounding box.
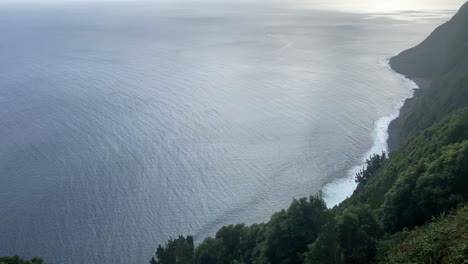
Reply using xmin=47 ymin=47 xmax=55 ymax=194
xmin=0 ymin=256 xmax=44 ymax=264
xmin=304 ymin=205 xmax=382 ymax=264
xmin=382 ymin=140 xmax=468 ymax=232
xmin=377 ymin=206 xmax=468 ymax=264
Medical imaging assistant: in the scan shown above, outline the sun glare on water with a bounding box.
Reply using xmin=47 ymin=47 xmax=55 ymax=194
xmin=291 ymin=0 xmax=466 ymax=12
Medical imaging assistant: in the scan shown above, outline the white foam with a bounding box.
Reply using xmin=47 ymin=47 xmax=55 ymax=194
xmin=322 ymin=63 xmax=419 ymax=207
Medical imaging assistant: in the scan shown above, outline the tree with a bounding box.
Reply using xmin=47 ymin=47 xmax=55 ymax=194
xmin=262 ymin=196 xmax=328 ymax=264
xmin=382 ymin=141 xmax=468 ymax=233
xmin=355 ymin=153 xmax=387 ymax=185
xmin=303 ymin=218 xmax=343 ymax=264
xmin=215 ymin=224 xmax=245 ymax=263
xmin=338 ymin=206 xmax=381 ymax=263
xmin=150 ymin=236 xmax=195 ymax=264
xmin=304 ymin=205 xmax=381 ymax=264
xmin=196 ymin=237 xmax=225 ymax=264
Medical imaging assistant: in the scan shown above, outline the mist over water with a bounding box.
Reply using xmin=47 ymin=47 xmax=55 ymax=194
xmin=0 ymin=2 xmax=453 ymax=263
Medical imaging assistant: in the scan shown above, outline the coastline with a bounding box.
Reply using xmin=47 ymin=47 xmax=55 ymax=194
xmin=387 ymin=77 xmax=431 ymax=151
xmin=323 ymin=61 xmax=425 ymax=207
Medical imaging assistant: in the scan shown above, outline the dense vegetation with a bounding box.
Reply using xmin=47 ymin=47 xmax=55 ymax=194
xmin=0 ymin=256 xmax=44 ymax=264
xmin=150 ymin=3 xmax=468 ymax=263
xmin=377 ymin=206 xmax=468 ymax=264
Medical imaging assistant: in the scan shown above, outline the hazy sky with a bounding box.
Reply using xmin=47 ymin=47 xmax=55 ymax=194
xmin=298 ymin=0 xmax=467 ymax=12
xmin=0 ymin=0 xmax=466 ymax=12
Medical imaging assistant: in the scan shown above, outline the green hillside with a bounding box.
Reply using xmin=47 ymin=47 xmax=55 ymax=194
xmin=376 ymin=206 xmax=468 ymax=264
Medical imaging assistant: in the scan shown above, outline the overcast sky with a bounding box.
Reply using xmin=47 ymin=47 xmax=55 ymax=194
xmin=0 ymin=0 xmax=466 ymax=12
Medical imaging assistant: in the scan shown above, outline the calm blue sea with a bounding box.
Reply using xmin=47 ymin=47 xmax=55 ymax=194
xmin=0 ymin=1 xmax=453 ymax=263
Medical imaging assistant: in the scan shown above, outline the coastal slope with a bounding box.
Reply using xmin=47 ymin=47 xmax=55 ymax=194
xmin=390 ymin=2 xmax=468 ymax=79
xmin=388 ymin=1 xmax=468 ymax=149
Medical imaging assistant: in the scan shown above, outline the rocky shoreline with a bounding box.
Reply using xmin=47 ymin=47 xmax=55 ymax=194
xmin=387 ymin=76 xmax=431 ymax=151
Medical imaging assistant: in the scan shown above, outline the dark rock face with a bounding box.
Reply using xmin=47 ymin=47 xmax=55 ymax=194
xmin=387 ymin=2 xmax=468 ymax=150
xmin=387 ymin=79 xmax=429 ymax=151
xmin=390 ymin=1 xmax=468 ymax=79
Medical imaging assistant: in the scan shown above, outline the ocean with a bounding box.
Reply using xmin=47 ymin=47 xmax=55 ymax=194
xmin=0 ymin=1 xmax=455 ymax=263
